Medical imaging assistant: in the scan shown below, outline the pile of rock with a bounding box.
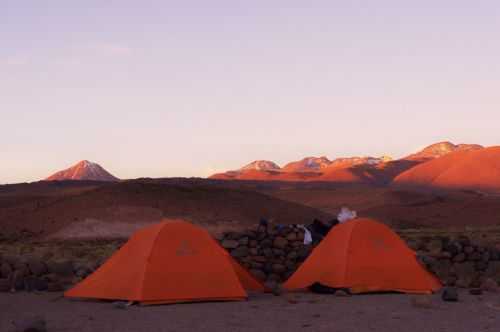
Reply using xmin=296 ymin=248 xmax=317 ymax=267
xmin=408 ymin=236 xmax=500 ymax=290
xmin=219 ymin=225 xmax=500 ymax=290
xmin=0 ymin=254 xmax=98 ymax=293
xmin=218 ymin=224 xmax=312 ymax=283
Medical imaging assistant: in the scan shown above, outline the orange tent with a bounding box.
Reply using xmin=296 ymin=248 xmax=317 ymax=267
xmin=283 ymin=218 xmax=441 ymax=294
xmin=65 ymin=220 xmax=266 ymax=304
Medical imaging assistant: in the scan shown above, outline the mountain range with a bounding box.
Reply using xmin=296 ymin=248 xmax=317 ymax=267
xmin=209 ymin=141 xmax=492 ymax=187
xmin=43 ymin=141 xmax=500 ymax=193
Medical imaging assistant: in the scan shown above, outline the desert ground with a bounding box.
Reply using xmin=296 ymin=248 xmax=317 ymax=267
xmin=1 ymin=291 xmax=500 ymax=332
xmin=1 ymin=179 xmax=500 ymax=332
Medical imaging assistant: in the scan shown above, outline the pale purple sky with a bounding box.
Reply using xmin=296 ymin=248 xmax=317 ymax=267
xmin=1 ymin=1 xmax=499 ymax=183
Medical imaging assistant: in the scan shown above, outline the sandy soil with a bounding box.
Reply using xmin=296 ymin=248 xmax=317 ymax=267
xmin=1 ymin=291 xmax=499 ymax=332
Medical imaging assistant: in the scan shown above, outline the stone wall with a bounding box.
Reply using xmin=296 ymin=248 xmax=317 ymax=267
xmin=218 ymin=224 xmax=500 ymax=290
xmin=411 ymin=236 xmax=500 ymax=289
xmin=0 ymin=224 xmax=499 ymax=293
xmin=217 ymin=224 xmax=312 ymax=283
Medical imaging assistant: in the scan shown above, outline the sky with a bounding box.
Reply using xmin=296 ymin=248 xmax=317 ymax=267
xmin=1 ymin=0 xmax=499 ymax=183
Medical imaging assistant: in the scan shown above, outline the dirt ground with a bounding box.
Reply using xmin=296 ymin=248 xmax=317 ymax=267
xmin=1 ymin=291 xmax=499 ymax=332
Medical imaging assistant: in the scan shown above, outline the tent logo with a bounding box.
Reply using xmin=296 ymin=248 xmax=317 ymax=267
xmin=176 ymin=240 xmax=198 ymax=256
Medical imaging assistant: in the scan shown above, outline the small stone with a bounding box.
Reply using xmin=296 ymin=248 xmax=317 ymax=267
xmin=267 ymin=273 xmax=281 ymax=282
xmin=469 ymin=288 xmax=483 ymax=295
xmin=28 ymin=258 xmax=48 ymax=277
xmin=0 ymin=278 xmax=10 ymax=292
xmin=221 ymin=240 xmax=239 ymax=249
xmin=480 ymin=278 xmax=499 ymax=292
xmin=445 ymin=243 xmax=461 ymax=256
xmin=482 ymin=251 xmax=491 ymax=262
xmin=0 ymin=262 xmax=12 ymax=279
xmin=47 ymin=260 xmax=74 ymax=277
xmin=475 ymin=261 xmax=489 ymax=271
xmin=249 ymin=240 xmax=258 ymax=248
xmin=231 ymin=246 xmax=249 ymax=258
xmin=24 ymin=276 xmax=49 ymax=292
xmin=260 ymin=239 xmax=272 ymax=248
xmin=238 ymin=237 xmax=249 ymax=246
xmin=411 ymin=296 xmax=432 ymax=309
xmin=262 ymin=248 xmax=274 ymax=258
xmin=271 ymin=285 xmax=282 ymax=296
xmin=113 ymin=301 xmax=128 ymax=309
xmin=12 ymin=315 xmax=47 ymax=332
xmin=225 ymin=232 xmax=241 ymax=240
xmin=253 ymin=256 xmax=267 ymax=263
xmin=445 ymin=276 xmax=457 ymax=286
xmin=250 ymin=261 xmax=263 ymax=269
xmin=441 ymin=287 xmax=459 ymax=302
xmin=457 ymin=236 xmax=471 ymax=247
xmin=273 ymin=237 xmax=288 ymax=249
xmin=272 ymin=249 xmax=285 ymax=257
xmin=464 ymin=246 xmax=474 ymax=254
xmin=47 ymin=282 xmax=64 ymax=292
xmin=249 ymin=248 xmax=259 ymax=256
xmin=264 ymin=280 xmax=278 ymax=291
xmin=11 ymin=270 xmax=26 ymax=291
xmin=427 ymin=239 xmax=443 ymax=255
xmin=271 ymin=264 xmax=286 ymax=274
xmin=468 ymin=252 xmax=482 ymax=261
xmin=335 ymin=290 xmax=351 ymax=297
xmin=287 ymin=251 xmax=298 ymax=260
xmin=285 ymin=260 xmax=296 ymax=270
xmin=453 ymin=253 xmax=466 ymax=263
xmin=455 ymin=278 xmax=472 ymax=288
xmin=286 ymin=233 xmax=297 ymax=241
xmin=249 ymin=269 xmax=267 ymax=281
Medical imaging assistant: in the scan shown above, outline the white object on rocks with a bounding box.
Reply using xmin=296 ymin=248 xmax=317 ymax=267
xmin=297 ymin=225 xmax=312 ymax=245
xmin=337 ymin=207 xmax=357 ymax=223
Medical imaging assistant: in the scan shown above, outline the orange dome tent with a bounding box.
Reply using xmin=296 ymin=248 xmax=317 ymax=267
xmin=283 ymin=218 xmax=441 ymax=294
xmin=65 ymin=220 xmax=266 ymax=304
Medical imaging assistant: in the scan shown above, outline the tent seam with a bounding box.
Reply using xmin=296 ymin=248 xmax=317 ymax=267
xmin=342 ymin=221 xmax=358 ymax=287
xmin=138 ymin=222 xmax=171 ymax=301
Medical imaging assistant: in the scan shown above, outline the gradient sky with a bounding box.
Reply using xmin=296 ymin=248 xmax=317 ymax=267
xmin=2 ymin=1 xmax=499 ymax=183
